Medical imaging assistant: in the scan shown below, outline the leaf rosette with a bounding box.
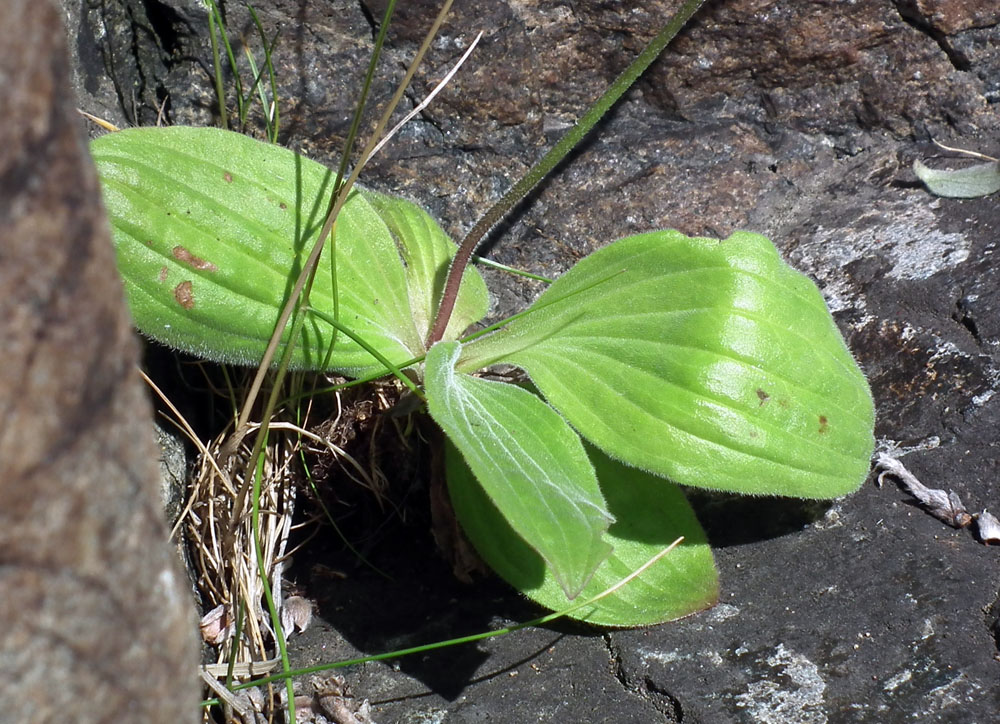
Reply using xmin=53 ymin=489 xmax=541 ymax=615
xmin=92 ymin=126 xmax=875 ymax=626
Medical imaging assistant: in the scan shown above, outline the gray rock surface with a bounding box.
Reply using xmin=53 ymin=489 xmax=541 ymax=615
xmin=66 ymin=0 xmax=1000 ymax=721
xmin=0 ymin=1 xmax=199 ymax=721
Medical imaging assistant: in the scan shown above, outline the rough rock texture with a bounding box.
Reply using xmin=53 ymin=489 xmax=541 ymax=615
xmin=0 ymin=1 xmax=199 ymax=721
xmin=66 ymin=0 xmax=1000 ymax=721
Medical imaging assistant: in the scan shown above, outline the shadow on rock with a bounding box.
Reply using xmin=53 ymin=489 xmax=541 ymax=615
xmin=685 ymin=489 xmax=834 ymax=547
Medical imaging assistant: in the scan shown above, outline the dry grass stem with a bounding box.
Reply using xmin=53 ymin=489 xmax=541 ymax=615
xmin=146 ymin=364 xmax=401 ymax=723
xmin=369 ymin=31 xmax=483 ymax=158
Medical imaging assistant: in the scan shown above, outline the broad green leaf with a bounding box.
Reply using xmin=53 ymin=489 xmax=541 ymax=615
xmin=360 ymin=189 xmax=488 ymax=342
xmin=446 ymin=439 xmax=718 ymax=626
xmin=425 ymin=341 xmax=613 ymax=598
xmin=91 ymin=126 xmax=485 ymax=376
xmin=459 ymin=231 xmax=875 ymax=498
xmin=913 ymin=158 xmax=1000 ymax=198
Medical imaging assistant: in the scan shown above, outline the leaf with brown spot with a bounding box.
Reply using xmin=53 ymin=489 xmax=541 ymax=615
xmin=460 ymin=231 xmax=876 ymax=498
xmin=172 ymin=244 xmax=218 ymax=272
xmin=174 ymin=280 xmax=195 ymax=309
xmin=92 ymin=126 xmax=488 ymax=376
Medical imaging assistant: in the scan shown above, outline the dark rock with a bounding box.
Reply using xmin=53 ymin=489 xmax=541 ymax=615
xmin=0 ymin=1 xmax=199 ymax=720
xmin=70 ymin=0 xmax=1000 ymax=721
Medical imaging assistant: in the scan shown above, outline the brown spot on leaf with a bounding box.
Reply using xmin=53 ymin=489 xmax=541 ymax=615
xmin=158 ymin=266 xmax=168 ymax=283
xmin=174 ymin=281 xmax=195 ymax=310
xmin=223 ymin=171 xmax=233 ymax=183
xmin=279 ymin=201 xmax=287 ymax=210
xmin=172 ymin=245 xmax=218 ymax=272
xmin=756 ymin=388 xmax=770 ymax=405
xmin=818 ymin=415 xmax=829 ymax=434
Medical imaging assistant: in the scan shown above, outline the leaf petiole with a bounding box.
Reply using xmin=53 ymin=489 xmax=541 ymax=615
xmin=426 ymin=0 xmax=708 ymax=345
xmin=306 ymin=306 xmax=425 ymax=401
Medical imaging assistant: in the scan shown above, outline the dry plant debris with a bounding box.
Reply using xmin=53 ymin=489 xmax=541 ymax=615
xmin=975 ymin=510 xmax=1000 ymax=545
xmin=289 ymin=675 xmax=378 ymax=724
xmin=156 ymin=372 xmax=402 ymax=723
xmin=875 ymin=453 xmax=998 ymax=544
xmin=281 ymin=595 xmax=315 ymax=635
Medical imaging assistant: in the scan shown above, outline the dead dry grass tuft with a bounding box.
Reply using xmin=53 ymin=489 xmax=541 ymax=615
xmin=146 ymin=368 xmax=404 ymax=722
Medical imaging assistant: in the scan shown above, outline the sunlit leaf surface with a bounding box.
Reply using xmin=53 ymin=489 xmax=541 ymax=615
xmin=460 ymin=231 xmax=875 ymax=498
xmin=92 ymin=126 xmax=486 ymax=376
xmin=426 ymin=341 xmax=613 ymax=598
xmin=446 ymin=439 xmax=718 ymax=626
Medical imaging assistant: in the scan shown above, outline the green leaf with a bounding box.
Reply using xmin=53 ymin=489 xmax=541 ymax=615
xmin=446 ymin=439 xmax=718 ymax=626
xmin=360 ymin=189 xmax=488 ymax=343
xmin=91 ymin=126 xmax=485 ymax=376
xmin=425 ymin=341 xmax=613 ymax=598
xmin=913 ymin=158 xmax=1000 ymax=198
xmin=459 ymin=231 xmax=875 ymax=498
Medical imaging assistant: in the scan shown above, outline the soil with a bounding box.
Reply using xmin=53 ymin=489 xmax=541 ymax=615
xmin=64 ymin=0 xmax=1000 ymax=721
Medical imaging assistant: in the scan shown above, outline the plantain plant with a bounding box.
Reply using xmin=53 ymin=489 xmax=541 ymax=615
xmin=90 ymin=2 xmax=874 ymax=627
